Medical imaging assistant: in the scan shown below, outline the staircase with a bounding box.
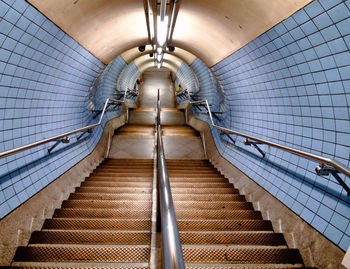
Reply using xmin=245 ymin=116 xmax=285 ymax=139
xmin=11 ymin=158 xmax=153 ymax=268
xmin=167 ymin=159 xmax=305 ymax=267
xmin=9 ymin=146 xmax=305 ymax=268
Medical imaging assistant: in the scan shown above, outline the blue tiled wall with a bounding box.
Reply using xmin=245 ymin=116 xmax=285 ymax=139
xmin=176 ymin=62 xmax=199 ymax=102
xmin=194 ymin=0 xmax=350 ymax=251
xmin=191 ymin=58 xmax=225 ymax=114
xmin=116 ymin=61 xmax=140 ymax=101
xmin=0 ymin=0 xmax=125 ymax=219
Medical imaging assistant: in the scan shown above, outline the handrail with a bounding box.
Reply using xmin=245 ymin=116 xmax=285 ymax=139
xmin=0 ymin=98 xmax=127 ymax=160
xmin=156 ymin=90 xmax=185 ymax=269
xmin=190 ymin=99 xmax=350 ymax=195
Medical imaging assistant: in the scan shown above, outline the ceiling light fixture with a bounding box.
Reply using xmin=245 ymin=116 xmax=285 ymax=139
xmin=157 ymin=15 xmax=169 ymax=46
xmin=157 ymin=53 xmax=162 ymax=62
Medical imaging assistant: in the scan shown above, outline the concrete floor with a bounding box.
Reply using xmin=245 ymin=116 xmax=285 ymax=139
xmin=108 ymin=68 xmax=205 ymax=159
xmin=139 ymin=67 xmax=175 ymax=108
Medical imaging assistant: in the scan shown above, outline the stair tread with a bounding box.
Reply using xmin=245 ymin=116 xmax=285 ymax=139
xmin=182 ymin=247 xmax=303 ymax=264
xmin=29 ymin=231 xmax=151 ymax=245
xmin=43 ymin=218 xmax=152 ymax=230
xmin=75 ymin=187 xmax=152 ymax=194
xmin=62 ymin=200 xmax=152 ymax=210
xmin=54 ymin=208 xmax=151 ymax=219
xmin=69 ymin=193 xmax=152 ymax=200
xmin=13 ymin=246 xmax=150 ymax=263
xmin=178 ymin=220 xmax=273 ymax=231
xmin=172 ymin=193 xmax=246 ymax=201
xmin=176 ymin=209 xmax=262 ymax=220
xmin=179 ymin=232 xmax=286 ymax=246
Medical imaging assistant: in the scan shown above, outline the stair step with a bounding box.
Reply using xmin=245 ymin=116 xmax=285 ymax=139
xmin=69 ymin=193 xmax=152 ymax=200
xmin=171 ymin=187 xmax=239 ymax=194
xmin=170 ymin=182 xmax=233 ymax=188
xmin=10 ymin=265 xmax=148 ymax=269
xmin=81 ymin=181 xmax=152 ymax=188
xmin=176 ymin=210 xmax=262 ymax=220
xmin=43 ymin=218 xmax=152 ymax=231
xmin=91 ymin=172 xmax=153 ymax=177
xmin=179 ymin=232 xmax=286 ymax=246
xmin=103 ymin=159 xmax=153 ymax=164
xmin=168 ymin=170 xmax=220 ymax=175
xmin=174 ymin=201 xmax=254 ymax=210
xmin=169 ymin=174 xmax=225 ymax=178
xmin=177 ymin=220 xmax=273 ymax=231
xmin=62 ymin=200 xmax=152 ymax=210
xmin=185 ymin=263 xmax=304 ymax=269
xmin=93 ymin=168 xmax=153 ymax=173
xmin=182 ymin=247 xmax=303 ymax=264
xmin=75 ymin=187 xmax=152 ymax=194
xmin=172 ymin=194 xmax=246 ymax=201
xmin=53 ymin=208 xmax=151 ymax=219
xmin=13 ymin=246 xmax=150 ymax=263
xmin=169 ymin=177 xmax=227 ymax=183
xmin=86 ymin=176 xmax=153 ymax=182
xmin=29 ymin=231 xmax=151 ymax=245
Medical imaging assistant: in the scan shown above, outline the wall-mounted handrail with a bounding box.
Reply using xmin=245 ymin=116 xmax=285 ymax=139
xmin=157 ymin=90 xmax=185 ymax=269
xmin=0 ymin=98 xmax=127 ymax=160
xmin=190 ymin=99 xmax=350 ymax=195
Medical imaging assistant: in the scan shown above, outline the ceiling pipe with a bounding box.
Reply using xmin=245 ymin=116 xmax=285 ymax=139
xmin=167 ymin=0 xmax=181 ymax=43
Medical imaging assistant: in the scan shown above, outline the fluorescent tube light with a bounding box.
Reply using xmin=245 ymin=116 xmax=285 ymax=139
xmin=157 ymin=15 xmax=168 ymax=46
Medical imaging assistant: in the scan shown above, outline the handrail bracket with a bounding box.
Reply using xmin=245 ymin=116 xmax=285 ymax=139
xmin=316 ymin=164 xmax=350 ymax=196
xmin=48 ymin=136 xmax=70 ymax=153
xmin=244 ymin=138 xmax=266 ymax=158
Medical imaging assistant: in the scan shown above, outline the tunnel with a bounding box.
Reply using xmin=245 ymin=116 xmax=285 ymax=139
xmin=0 ymin=0 xmax=349 ymax=268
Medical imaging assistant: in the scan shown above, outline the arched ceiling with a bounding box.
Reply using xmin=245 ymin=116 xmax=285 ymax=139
xmin=121 ymin=46 xmax=196 ymax=66
xmin=133 ymin=53 xmax=183 ymax=74
xmin=28 ymin=0 xmax=312 ymax=66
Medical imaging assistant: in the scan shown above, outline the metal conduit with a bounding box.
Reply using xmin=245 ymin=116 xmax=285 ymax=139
xmin=156 ymin=89 xmax=185 ymax=269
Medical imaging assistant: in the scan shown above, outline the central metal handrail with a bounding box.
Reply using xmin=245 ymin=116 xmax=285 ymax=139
xmin=0 ymin=98 xmax=127 ymax=160
xmin=156 ymin=90 xmax=185 ymax=269
xmin=190 ymin=99 xmax=350 ymax=195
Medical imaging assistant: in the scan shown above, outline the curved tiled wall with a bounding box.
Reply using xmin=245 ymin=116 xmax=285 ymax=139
xmin=116 ymin=61 xmax=140 ymax=101
xmin=193 ymin=0 xmax=350 ymax=251
xmin=176 ymin=61 xmax=199 ymax=99
xmin=0 ymin=0 xmax=125 ymax=219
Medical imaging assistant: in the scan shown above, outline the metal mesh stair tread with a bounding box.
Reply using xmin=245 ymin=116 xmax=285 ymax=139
xmin=29 ymin=231 xmax=151 ymax=245
xmin=85 ymin=176 xmax=153 ymax=182
xmin=91 ymin=172 xmax=153 ymax=177
xmin=13 ymin=246 xmax=150 ymax=262
xmin=61 ymin=200 xmax=152 ymax=209
xmin=10 ymin=265 xmax=149 ymax=269
xmin=171 ymin=187 xmax=239 ymax=194
xmin=177 ymin=220 xmax=274 ymax=231
xmin=80 ymin=181 xmax=153 ymax=187
xmin=170 ymin=182 xmax=233 ymax=188
xmin=53 ymin=208 xmax=152 ymax=219
xmin=69 ymin=193 xmax=152 ymax=200
xmin=178 ymin=232 xmax=286 ymax=246
xmin=168 ymin=177 xmax=228 ymax=183
xmin=181 ymin=248 xmax=303 ymax=264
xmin=42 ymin=218 xmax=152 ymax=230
xmin=174 ymin=201 xmax=254 ymax=210
xmin=75 ymin=187 xmax=152 ymax=194
xmin=172 ymin=193 xmax=246 ymax=201
xmin=175 ymin=209 xmax=262 ymax=220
